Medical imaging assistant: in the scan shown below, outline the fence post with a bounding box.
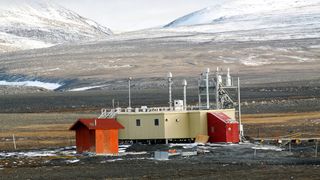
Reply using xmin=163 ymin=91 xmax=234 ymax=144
xmin=12 ymin=134 xmax=17 ymax=150
xmin=316 ymin=141 xmax=318 ymax=158
xmin=289 ymin=141 xmax=291 ymax=152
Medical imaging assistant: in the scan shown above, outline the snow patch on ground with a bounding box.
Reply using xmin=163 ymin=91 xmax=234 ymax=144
xmin=106 ymin=158 xmax=123 ymax=162
xmin=0 ymin=80 xmax=62 ymax=90
xmin=69 ymin=85 xmax=103 ymax=92
xmin=169 ymin=143 xmax=199 ymax=149
xmin=0 ymin=146 xmax=76 ymax=158
xmin=0 ymin=151 xmax=56 ymax=158
xmin=118 ymin=151 xmax=148 ymax=156
xmin=309 ymin=45 xmax=320 ymax=48
xmin=252 ymin=145 xmax=283 ymax=151
xmin=0 ymin=32 xmax=54 ymax=53
xmin=103 ymin=64 xmax=133 ymax=69
xmin=208 ymin=142 xmax=283 ymax=151
xmin=65 ymin=159 xmax=80 ymax=163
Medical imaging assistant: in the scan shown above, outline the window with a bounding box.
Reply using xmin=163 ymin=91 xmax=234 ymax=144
xmin=154 ymin=119 xmax=159 ymax=126
xmin=136 ymin=119 xmax=141 ymax=126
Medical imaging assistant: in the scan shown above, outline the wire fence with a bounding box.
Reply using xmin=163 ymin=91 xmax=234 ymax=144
xmin=0 ymin=135 xmax=75 ymax=151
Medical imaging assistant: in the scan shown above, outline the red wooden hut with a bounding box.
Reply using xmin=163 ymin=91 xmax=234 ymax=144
xmin=207 ymin=112 xmax=239 ymax=143
xmin=69 ymin=118 xmax=124 ymax=154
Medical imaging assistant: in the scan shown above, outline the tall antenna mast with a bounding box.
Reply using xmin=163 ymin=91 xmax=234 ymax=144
xmin=238 ymin=77 xmax=243 ymax=141
xmin=205 ymin=68 xmax=210 ymax=109
xmin=167 ymin=72 xmax=173 ymax=109
xmin=216 ymin=67 xmax=219 ymax=109
xmin=198 ymin=75 xmax=202 ymax=109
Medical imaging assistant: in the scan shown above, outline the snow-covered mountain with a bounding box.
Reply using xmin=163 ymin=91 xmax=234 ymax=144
xmin=0 ymin=0 xmax=112 ymax=53
xmin=161 ymin=0 xmax=320 ymax=43
xmin=165 ymin=0 xmax=320 ymax=27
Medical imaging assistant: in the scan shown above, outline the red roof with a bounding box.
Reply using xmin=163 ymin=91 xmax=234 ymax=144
xmin=69 ymin=118 xmax=124 ymax=130
xmin=209 ymin=112 xmax=238 ymax=124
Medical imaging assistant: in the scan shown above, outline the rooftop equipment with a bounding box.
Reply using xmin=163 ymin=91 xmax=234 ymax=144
xmin=197 ymin=67 xmax=243 ymax=141
xmin=174 ymin=100 xmax=184 ymax=110
xmin=97 ymin=67 xmax=244 ymax=142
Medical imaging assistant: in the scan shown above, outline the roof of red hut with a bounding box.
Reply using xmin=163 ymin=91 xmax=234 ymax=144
xmin=209 ymin=112 xmax=238 ymax=124
xmin=69 ymin=118 xmax=124 ymax=130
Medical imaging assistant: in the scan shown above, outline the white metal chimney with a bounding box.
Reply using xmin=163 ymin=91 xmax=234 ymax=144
xmin=182 ymin=79 xmax=187 ymax=110
xmin=226 ymin=68 xmax=232 ymax=86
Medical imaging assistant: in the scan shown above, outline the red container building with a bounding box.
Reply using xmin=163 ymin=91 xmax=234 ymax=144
xmin=69 ymin=118 xmax=124 ymax=154
xmin=207 ymin=112 xmax=239 ymax=143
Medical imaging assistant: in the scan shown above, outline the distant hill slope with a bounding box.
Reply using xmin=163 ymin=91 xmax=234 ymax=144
xmin=0 ymin=0 xmax=112 ymax=53
xmin=0 ymin=0 xmax=319 ymax=92
xmin=165 ymin=0 xmax=320 ymax=27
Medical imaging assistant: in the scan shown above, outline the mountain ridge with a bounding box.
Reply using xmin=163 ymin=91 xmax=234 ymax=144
xmin=0 ymin=0 xmax=112 ymax=53
xmin=165 ymin=0 xmax=320 ymax=27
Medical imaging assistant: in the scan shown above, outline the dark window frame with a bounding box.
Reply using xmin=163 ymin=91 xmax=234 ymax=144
xmin=154 ymin=119 xmax=159 ymax=126
xmin=136 ymin=119 xmax=141 ymax=126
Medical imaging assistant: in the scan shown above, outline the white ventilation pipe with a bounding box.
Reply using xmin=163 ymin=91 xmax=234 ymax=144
xmin=226 ymin=68 xmax=232 ymax=86
xmin=182 ymin=79 xmax=187 ymax=110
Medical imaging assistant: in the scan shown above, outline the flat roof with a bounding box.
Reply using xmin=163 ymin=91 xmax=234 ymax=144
xmin=117 ymin=108 xmax=235 ymax=115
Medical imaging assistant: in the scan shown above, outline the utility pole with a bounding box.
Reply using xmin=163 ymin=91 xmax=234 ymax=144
xmin=316 ymin=140 xmax=318 ymax=158
xmin=167 ymin=72 xmax=173 ymax=109
xmin=238 ymin=77 xmax=243 ymax=141
xmin=128 ymin=77 xmax=132 ymax=109
xmin=198 ymin=76 xmax=202 ymax=109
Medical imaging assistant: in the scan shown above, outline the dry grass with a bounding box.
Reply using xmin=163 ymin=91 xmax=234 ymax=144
xmin=1 ymin=112 xmax=320 ymax=150
xmin=242 ymin=112 xmax=320 ymax=138
xmin=242 ymin=112 xmax=320 ymax=124
xmin=0 ymin=113 xmax=95 ymax=150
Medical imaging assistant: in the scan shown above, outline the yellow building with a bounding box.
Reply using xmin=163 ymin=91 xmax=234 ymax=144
xmin=115 ymin=108 xmax=235 ymax=141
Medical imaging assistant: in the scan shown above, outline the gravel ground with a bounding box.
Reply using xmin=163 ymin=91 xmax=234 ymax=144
xmin=0 ymin=143 xmax=319 ymax=179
